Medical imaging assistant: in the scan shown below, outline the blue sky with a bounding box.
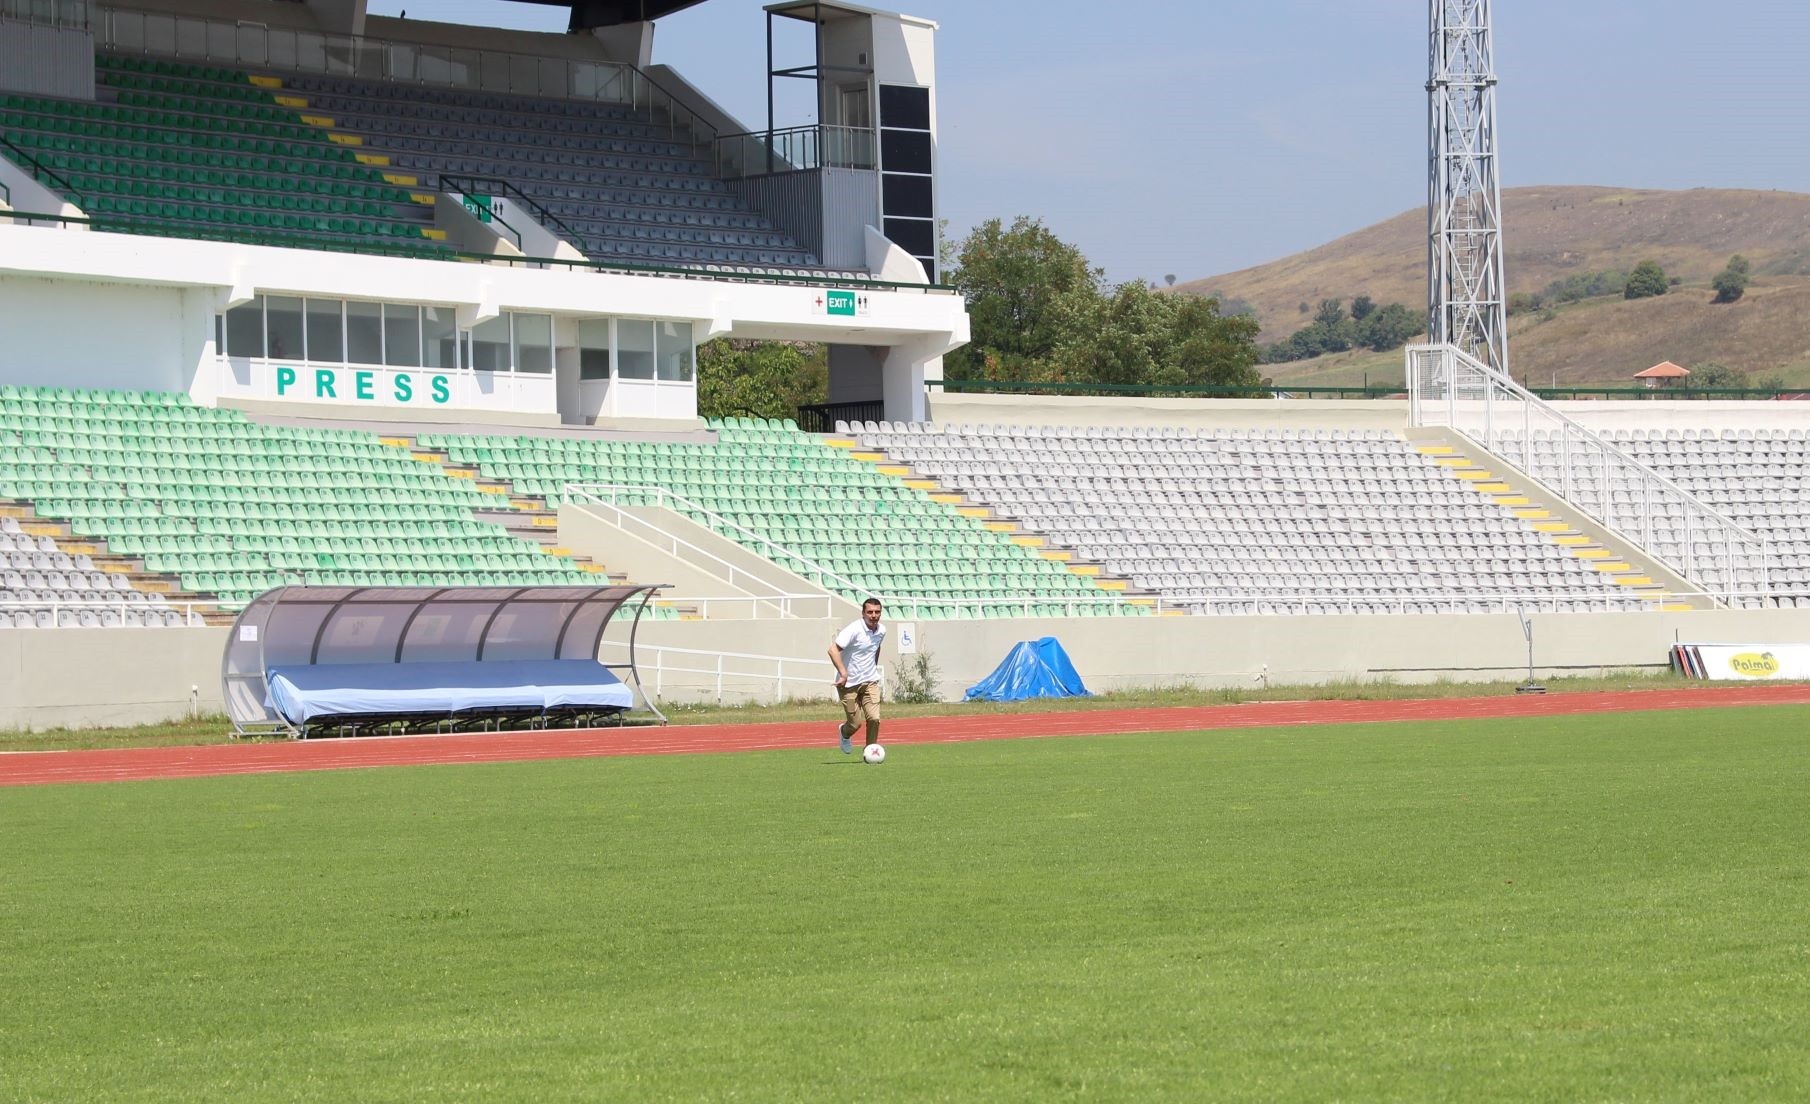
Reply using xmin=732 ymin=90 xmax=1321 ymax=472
xmin=369 ymin=0 xmax=1810 ymax=284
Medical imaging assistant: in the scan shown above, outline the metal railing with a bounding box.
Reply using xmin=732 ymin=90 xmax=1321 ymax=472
xmin=0 ymin=598 xmax=221 ymax=626
xmin=599 ymin=640 xmax=852 ymax=705
xmin=932 ymin=377 xmax=1810 ymax=403
xmin=0 ymin=207 xmax=952 ymax=289
xmin=438 ymin=173 xmax=584 ymax=254
xmin=0 ymin=133 xmax=84 ymax=206
xmin=0 ymin=0 xmax=87 ymax=28
xmin=567 ymin=482 xmax=878 ymax=602
xmin=714 ymin=124 xmax=876 ymax=179
xmin=91 ymin=5 xmax=719 ymax=150
xmin=797 ymin=400 xmax=884 ymax=434
xmin=1406 ymin=343 xmax=1772 ymax=606
xmin=563 ymin=485 xmax=828 ymax=616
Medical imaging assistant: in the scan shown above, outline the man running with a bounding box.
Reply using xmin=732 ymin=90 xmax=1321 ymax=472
xmin=830 ymin=597 xmax=886 ymax=754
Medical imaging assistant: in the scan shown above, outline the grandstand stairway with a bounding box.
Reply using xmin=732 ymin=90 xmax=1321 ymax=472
xmin=825 ymin=427 xmax=1164 ymax=611
xmin=240 ymin=68 xmax=820 ymax=271
xmin=394 ymin=435 xmax=620 ymax=580
xmin=1404 ymin=427 xmax=1708 ymax=611
xmin=0 ymin=499 xmax=224 ymax=625
xmin=1 ymin=56 xmax=450 ymax=255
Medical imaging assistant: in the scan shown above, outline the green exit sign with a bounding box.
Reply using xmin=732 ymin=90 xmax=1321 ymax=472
xmin=817 ymin=289 xmax=870 ymax=317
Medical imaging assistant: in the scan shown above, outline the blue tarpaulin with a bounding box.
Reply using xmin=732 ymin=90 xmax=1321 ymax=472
xmin=266 ymin=660 xmax=634 ymax=724
xmin=963 ymin=637 xmax=1091 ymax=702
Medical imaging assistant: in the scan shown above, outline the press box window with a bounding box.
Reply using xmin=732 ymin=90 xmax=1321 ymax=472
xmin=578 ymin=319 xmax=611 ymax=381
xmin=617 ymin=319 xmax=656 ymax=380
xmin=656 ymin=321 xmax=693 ymax=382
xmin=513 ymin=313 xmax=553 ymax=374
xmin=265 ymin=296 xmax=304 ymax=361
xmin=224 ymin=297 xmax=265 ymax=358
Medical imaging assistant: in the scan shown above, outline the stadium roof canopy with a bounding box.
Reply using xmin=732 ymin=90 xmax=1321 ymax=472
xmin=503 ymin=0 xmax=710 ymax=29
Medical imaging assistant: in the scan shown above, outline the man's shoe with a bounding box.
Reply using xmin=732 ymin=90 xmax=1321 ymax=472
xmin=838 ymin=726 xmax=853 ymax=754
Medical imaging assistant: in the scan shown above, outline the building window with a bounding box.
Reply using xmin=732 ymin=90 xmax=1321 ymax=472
xmin=384 ymin=304 xmax=422 ymax=368
xmin=266 ymin=296 xmax=304 ymax=361
xmin=617 ymin=319 xmax=655 ymax=380
xmin=305 ymin=299 xmax=343 ymax=364
xmin=656 ymin=321 xmax=694 ymax=382
xmin=513 ymin=312 xmax=553 ymax=374
xmin=346 ymin=301 xmax=384 ymax=366
xmin=469 ymin=315 xmax=510 ymax=372
xmin=578 ymin=318 xmax=611 ymax=381
xmin=224 ymin=297 xmax=265 ymax=358
xmin=423 ymin=307 xmax=457 ymax=370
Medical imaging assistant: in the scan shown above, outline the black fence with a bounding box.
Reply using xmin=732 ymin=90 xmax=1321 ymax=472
xmin=930 ymin=377 xmax=1810 ymax=402
xmin=796 ymin=400 xmax=885 ymax=433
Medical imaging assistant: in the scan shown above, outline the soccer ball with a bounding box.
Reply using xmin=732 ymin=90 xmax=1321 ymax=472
xmin=862 ymin=743 xmax=887 ymax=765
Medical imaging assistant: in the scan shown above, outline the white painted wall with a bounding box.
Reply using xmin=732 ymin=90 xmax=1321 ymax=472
xmin=0 ymin=226 xmax=967 ymax=421
xmin=0 ymin=275 xmax=189 ymax=391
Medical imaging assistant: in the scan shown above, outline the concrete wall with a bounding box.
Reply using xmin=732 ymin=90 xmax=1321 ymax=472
xmin=9 ymin=605 xmax=1810 ymax=728
xmin=0 ymin=628 xmax=229 ymax=730
xmin=625 ymin=606 xmax=1810 ymax=705
xmin=0 ymin=275 xmax=191 ymax=391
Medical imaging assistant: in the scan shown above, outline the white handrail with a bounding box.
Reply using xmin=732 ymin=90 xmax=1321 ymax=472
xmin=598 ymin=640 xmax=868 ymax=705
xmin=651 ymin=594 xmax=839 ymax=620
xmin=566 ymin=482 xmax=879 ymax=602
xmin=562 ymin=485 xmax=815 ymax=611
xmin=1406 ymin=343 xmax=1771 ymax=606
xmin=0 ymin=598 xmax=218 ymax=625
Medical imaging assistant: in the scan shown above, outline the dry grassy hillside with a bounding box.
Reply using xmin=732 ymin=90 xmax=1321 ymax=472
xmin=1265 ymin=280 xmax=1810 ymax=390
xmin=1180 ymin=186 xmax=1810 ymax=342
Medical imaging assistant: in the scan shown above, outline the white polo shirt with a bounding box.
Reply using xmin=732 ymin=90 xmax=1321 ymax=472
xmin=835 ymin=619 xmax=886 ymax=687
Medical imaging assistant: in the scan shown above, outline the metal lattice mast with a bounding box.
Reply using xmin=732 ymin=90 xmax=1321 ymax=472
xmin=1427 ymin=0 xmax=1508 ymax=376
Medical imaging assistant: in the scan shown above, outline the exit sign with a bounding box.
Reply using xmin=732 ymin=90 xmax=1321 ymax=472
xmin=815 ymin=289 xmax=870 ymax=317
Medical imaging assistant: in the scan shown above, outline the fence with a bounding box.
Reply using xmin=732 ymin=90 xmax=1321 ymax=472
xmin=1405 ymin=343 xmax=1772 ymax=605
xmin=0 ymin=598 xmax=221 ymax=626
xmin=599 ymin=640 xmax=852 ymax=705
xmin=713 ymin=124 xmax=877 ymax=179
xmin=0 ymin=0 xmax=87 ymax=28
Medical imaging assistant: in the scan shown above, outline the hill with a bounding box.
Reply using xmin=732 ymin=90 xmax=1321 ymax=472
xmin=1177 ymin=186 xmax=1810 ymax=385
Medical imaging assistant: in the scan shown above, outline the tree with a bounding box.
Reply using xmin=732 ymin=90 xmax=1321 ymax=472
xmin=1350 ymin=295 xmax=1376 ymax=322
xmin=944 ymin=216 xmax=1261 ymax=389
xmin=1624 ymin=260 xmax=1668 ymax=299
xmin=1682 ymin=362 xmax=1745 ymax=390
xmin=943 ymin=216 xmax=1101 ymax=381
xmin=1356 ymin=303 xmax=1421 ymax=352
xmin=695 ymin=339 xmax=826 ymax=421
xmin=1712 ymin=254 xmax=1751 ymax=304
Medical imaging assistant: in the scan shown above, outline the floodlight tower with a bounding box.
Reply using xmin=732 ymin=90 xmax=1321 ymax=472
xmin=1427 ymin=0 xmax=1509 ymax=376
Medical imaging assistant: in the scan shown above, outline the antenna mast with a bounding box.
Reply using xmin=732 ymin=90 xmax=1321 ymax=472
xmin=1428 ymin=0 xmax=1509 ymax=376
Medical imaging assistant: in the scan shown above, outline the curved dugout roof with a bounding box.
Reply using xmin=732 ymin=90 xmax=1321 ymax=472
xmin=222 ymin=584 xmax=662 ymax=731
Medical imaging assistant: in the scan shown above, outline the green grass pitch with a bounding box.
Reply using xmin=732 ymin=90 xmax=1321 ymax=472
xmin=3 ymin=705 xmax=1809 ymax=1101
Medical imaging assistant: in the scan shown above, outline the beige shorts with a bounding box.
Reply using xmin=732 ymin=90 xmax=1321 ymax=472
xmin=838 ymin=680 xmax=882 ymax=727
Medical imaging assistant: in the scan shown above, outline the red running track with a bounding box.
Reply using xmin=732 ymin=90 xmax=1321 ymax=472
xmin=6 ymin=684 xmax=1810 ymax=788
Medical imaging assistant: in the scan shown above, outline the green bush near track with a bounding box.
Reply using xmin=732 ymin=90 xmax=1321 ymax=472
xmin=3 ymin=705 xmax=1808 ymax=1100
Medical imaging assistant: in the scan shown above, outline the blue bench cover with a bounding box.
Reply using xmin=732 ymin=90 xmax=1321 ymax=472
xmin=266 ymin=659 xmax=633 ymax=724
